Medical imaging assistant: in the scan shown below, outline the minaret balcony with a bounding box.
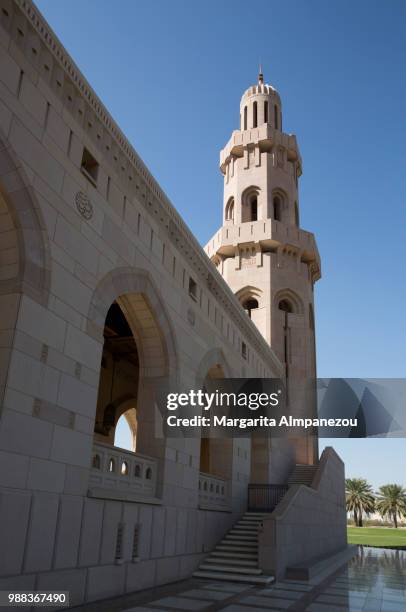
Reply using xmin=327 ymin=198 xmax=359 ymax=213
xmin=204 ymin=219 xmax=321 ymax=275
xmin=220 ymin=125 xmax=301 ymax=173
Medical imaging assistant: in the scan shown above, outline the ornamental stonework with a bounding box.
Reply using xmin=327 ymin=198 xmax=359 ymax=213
xmin=75 ymin=191 xmax=93 ymax=220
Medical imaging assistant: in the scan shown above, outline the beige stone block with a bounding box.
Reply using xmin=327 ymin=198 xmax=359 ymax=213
xmin=9 ymin=118 xmax=65 ymax=194
xmin=24 ymin=492 xmax=59 ymax=573
xmin=78 ymin=498 xmax=103 ymax=566
xmin=19 ymin=73 xmax=47 ymax=126
xmin=51 ymin=261 xmax=92 ymax=313
xmin=17 ymin=296 xmax=66 ymax=352
xmin=36 ymin=568 xmax=86 ymax=608
xmin=0 ymin=449 xmax=29 ymax=488
xmin=53 ymin=496 xmax=83 ymax=569
xmin=7 ymin=349 xmax=60 ymax=403
xmin=0 ymin=408 xmax=53 ymax=458
xmin=27 ymin=457 xmax=66 ymax=493
xmin=86 ymin=564 xmax=125 ymax=602
xmin=0 ymin=489 xmax=31 ymax=576
xmin=0 ymin=47 xmax=20 ymax=94
xmin=63 ymin=464 xmax=89 ymax=496
xmin=54 ymin=214 xmax=99 ymax=275
xmin=57 ymin=374 xmax=97 ymax=419
xmin=50 ymin=425 xmax=92 ymax=468
xmin=46 ymin=104 xmax=70 ymax=152
xmin=49 ymin=295 xmax=84 ymax=329
xmin=64 ymin=324 xmax=102 ymax=372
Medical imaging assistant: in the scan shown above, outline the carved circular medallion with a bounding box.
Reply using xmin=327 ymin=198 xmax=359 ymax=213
xmin=75 ymin=191 xmax=93 ymax=220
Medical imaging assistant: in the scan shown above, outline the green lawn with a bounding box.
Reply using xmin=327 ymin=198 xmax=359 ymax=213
xmin=348 ymin=526 xmax=406 ymax=549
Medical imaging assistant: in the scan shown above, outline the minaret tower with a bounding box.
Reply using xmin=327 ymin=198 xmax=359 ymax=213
xmin=205 ymin=68 xmax=321 ymax=477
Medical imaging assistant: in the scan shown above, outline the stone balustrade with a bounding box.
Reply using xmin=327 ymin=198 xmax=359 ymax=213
xmin=89 ymin=442 xmax=157 ymax=500
xmin=198 ymin=472 xmax=230 ymax=511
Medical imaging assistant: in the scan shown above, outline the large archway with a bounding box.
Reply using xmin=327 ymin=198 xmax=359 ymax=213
xmin=0 ymin=133 xmax=51 ymax=414
xmin=88 ymin=269 xmax=178 ymax=500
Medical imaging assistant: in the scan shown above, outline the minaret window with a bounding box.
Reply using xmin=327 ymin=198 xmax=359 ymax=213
xmin=273 ymin=196 xmax=282 ymax=221
xmin=243 ymin=106 xmax=247 ymax=130
xmin=242 ymin=297 xmax=259 ymax=318
xmin=279 ymin=299 xmax=293 ymax=313
xmin=225 ymin=197 xmax=234 ymax=222
xmin=274 ymin=105 xmax=278 ymax=129
xmin=264 ymin=101 xmax=268 ymax=124
xmin=253 ymin=102 xmax=258 ymax=128
xmin=242 ymin=187 xmax=260 ymax=223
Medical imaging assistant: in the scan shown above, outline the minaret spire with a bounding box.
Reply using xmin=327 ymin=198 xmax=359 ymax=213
xmin=258 ymin=63 xmax=264 ymax=84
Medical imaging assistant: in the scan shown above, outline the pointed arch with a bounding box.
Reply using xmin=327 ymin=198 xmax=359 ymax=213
xmin=274 ymin=288 xmax=304 ymax=315
xmin=241 ymin=185 xmax=260 ymax=223
xmin=0 ymin=131 xmax=51 ymax=305
xmin=271 ymin=188 xmax=288 ymax=223
xmin=87 ymin=267 xmax=178 ymax=379
xmin=225 ymin=196 xmax=235 ymax=223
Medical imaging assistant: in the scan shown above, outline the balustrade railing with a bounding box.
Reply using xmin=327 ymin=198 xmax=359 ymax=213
xmin=198 ymin=472 xmax=229 ymax=510
xmin=90 ymin=442 xmax=157 ymax=498
xmin=248 ymin=483 xmax=288 ymax=512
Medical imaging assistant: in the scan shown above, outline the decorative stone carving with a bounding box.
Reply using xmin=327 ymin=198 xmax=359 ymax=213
xmin=75 ymin=191 xmax=93 ymax=220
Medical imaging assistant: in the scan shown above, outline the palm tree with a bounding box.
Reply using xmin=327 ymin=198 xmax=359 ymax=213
xmin=376 ymin=484 xmax=406 ymax=528
xmin=346 ymin=478 xmax=375 ymax=527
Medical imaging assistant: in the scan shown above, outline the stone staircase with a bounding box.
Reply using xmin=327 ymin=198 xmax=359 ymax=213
xmin=193 ymin=512 xmax=274 ymax=585
xmin=287 ymin=464 xmax=318 ymax=487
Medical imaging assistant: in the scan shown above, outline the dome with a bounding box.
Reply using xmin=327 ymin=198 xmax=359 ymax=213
xmin=239 ymin=67 xmax=282 ymax=131
xmin=240 ymin=68 xmax=281 ymax=109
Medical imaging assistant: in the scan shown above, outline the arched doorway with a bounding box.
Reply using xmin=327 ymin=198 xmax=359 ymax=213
xmin=88 ymin=269 xmax=178 ymax=500
xmin=94 ymin=302 xmax=139 ymax=446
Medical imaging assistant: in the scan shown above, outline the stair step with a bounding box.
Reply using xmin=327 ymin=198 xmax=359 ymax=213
xmin=206 ymin=557 xmax=258 ymax=567
xmin=199 ymin=564 xmax=262 ymax=575
xmin=225 ymin=534 xmax=257 ymax=541
xmin=234 ymin=523 xmax=258 ymax=530
xmin=212 ymin=551 xmax=257 ymax=560
xmin=218 ymin=539 xmax=258 ymax=552
xmin=228 ymin=529 xmax=257 ymax=536
xmin=193 ymin=570 xmax=274 ymax=585
xmin=216 ymin=545 xmax=258 ymax=552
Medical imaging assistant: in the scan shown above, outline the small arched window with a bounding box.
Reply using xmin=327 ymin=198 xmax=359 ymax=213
xmin=279 ymin=299 xmax=293 ymax=313
xmin=253 ymin=102 xmax=258 ymax=128
xmin=242 ymin=187 xmax=260 ymax=223
xmin=264 ymin=101 xmax=268 ymax=124
xmin=294 ymin=202 xmax=299 ymax=227
xmin=243 ymin=106 xmax=247 ymax=130
xmin=273 ymin=196 xmax=282 ymax=221
xmin=274 ymin=105 xmax=278 ymax=129
xmin=225 ymin=197 xmax=234 ymax=222
xmin=242 ymin=297 xmax=259 ymax=318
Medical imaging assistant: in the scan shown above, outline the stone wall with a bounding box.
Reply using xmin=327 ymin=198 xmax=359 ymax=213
xmin=258 ymin=447 xmax=347 ymax=579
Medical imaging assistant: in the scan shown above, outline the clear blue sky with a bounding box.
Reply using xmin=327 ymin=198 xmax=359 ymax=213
xmin=35 ymin=0 xmax=406 ymax=489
